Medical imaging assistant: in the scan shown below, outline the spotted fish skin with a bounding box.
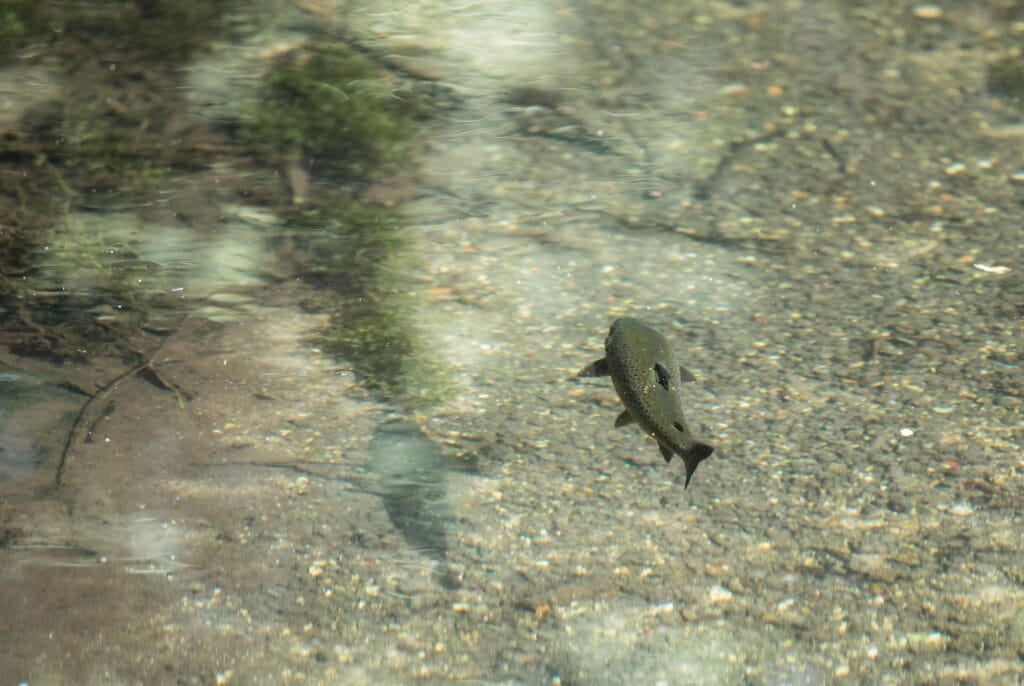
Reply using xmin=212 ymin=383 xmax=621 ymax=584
xmin=579 ymin=317 xmax=714 ymax=487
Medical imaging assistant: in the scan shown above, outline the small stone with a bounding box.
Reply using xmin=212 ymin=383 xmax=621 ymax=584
xmin=649 ymin=601 xmax=675 ymax=615
xmin=950 ymin=502 xmax=974 ymax=516
xmin=708 ymin=585 xmax=733 ymax=604
xmin=850 ymin=553 xmax=896 ymax=582
xmin=913 ymin=5 xmax=943 ymax=19
xmin=974 ymin=263 xmax=1011 ymax=274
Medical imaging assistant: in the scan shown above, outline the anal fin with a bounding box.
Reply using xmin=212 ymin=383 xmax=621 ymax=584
xmin=614 ymin=410 xmax=635 ymax=428
xmin=658 ymin=443 xmax=674 ymax=463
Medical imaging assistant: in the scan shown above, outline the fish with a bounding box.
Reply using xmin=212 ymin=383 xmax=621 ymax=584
xmin=579 ymin=317 xmax=714 ymax=487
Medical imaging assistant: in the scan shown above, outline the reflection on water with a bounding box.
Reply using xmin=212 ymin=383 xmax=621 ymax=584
xmin=2 ymin=0 xmax=1023 ymax=683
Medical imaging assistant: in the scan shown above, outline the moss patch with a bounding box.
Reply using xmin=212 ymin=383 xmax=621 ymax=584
xmin=240 ymin=43 xmax=415 ymax=180
xmin=0 ymin=0 xmax=242 ymax=361
xmin=987 ymin=51 xmax=1024 ymax=102
xmin=284 ymin=203 xmax=451 ymax=409
xmin=0 ymin=1 xmax=61 ymax=53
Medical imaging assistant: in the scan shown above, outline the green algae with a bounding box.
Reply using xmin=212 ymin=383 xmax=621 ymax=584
xmin=0 ymin=0 xmax=238 ymax=60
xmin=0 ymin=7 xmax=449 ymax=408
xmin=0 ymin=1 xmax=241 ymax=360
xmin=241 ymin=40 xmax=450 ymax=409
xmin=0 ymin=1 xmax=61 ymax=52
xmin=240 ymin=43 xmax=415 ymax=180
xmin=987 ymin=51 xmax=1024 ymax=102
xmin=284 ymin=203 xmax=452 ymax=410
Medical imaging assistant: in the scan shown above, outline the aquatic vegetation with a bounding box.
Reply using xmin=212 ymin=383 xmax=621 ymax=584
xmin=1 ymin=10 xmax=445 ymax=408
xmin=56 ymin=108 xmax=169 ymax=192
xmin=240 ymin=43 xmax=415 ymax=180
xmin=0 ymin=0 xmax=237 ymax=60
xmin=0 ymin=1 xmax=60 ymax=51
xmin=987 ymin=52 xmax=1024 ymax=101
xmin=240 ymin=39 xmax=449 ymax=408
xmin=284 ymin=203 xmax=452 ymax=409
xmin=324 ymin=296 xmax=451 ymax=409
xmin=3 ymin=214 xmax=186 ymax=360
xmin=0 ymin=1 xmax=241 ymax=359
xmin=108 ymin=0 xmax=239 ymax=59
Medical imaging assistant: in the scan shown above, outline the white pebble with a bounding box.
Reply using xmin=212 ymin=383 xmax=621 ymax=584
xmin=944 ymin=162 xmax=966 ymax=176
xmin=708 ymin=585 xmax=733 ymax=604
xmin=950 ymin=502 xmax=974 ymax=516
xmin=913 ymin=5 xmax=943 ymax=19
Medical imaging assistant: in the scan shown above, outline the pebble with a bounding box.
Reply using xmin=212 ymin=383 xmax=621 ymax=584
xmin=950 ymin=502 xmax=974 ymax=516
xmin=973 ymin=263 xmax=1011 ymax=274
xmin=944 ymin=162 xmax=966 ymax=176
xmin=777 ymin=597 xmax=796 ymax=612
xmin=708 ymin=585 xmax=733 ymax=604
xmin=913 ymin=5 xmax=943 ymax=19
xmin=850 ymin=553 xmax=897 ymax=583
xmin=649 ymin=601 xmax=675 ymax=615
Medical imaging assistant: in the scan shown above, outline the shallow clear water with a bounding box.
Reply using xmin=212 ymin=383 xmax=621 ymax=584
xmin=1 ymin=1 xmax=1022 ymax=684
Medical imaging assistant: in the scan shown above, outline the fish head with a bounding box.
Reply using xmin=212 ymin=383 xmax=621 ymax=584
xmin=607 ymin=317 xmax=652 ymax=345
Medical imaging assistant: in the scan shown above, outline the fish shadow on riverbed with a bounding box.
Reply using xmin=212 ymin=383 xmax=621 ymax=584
xmin=367 ymin=420 xmax=478 ymax=586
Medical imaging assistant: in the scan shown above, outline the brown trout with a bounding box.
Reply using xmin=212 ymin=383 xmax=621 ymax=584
xmin=579 ymin=317 xmax=714 ymax=487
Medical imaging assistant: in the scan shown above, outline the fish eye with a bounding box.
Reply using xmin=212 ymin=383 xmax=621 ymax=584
xmin=654 ymin=363 xmax=671 ymax=391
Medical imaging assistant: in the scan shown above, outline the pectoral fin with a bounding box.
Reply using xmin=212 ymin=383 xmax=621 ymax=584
xmin=614 ymin=410 xmax=635 ymax=428
xmin=578 ymin=358 xmax=610 ymax=377
xmin=679 ymin=366 xmax=697 ymax=383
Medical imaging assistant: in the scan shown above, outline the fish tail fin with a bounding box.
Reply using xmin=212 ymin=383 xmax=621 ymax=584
xmin=682 ymin=442 xmax=715 ymax=488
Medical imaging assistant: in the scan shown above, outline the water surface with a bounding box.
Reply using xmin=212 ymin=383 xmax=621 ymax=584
xmin=1 ymin=1 xmax=1022 ymax=684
